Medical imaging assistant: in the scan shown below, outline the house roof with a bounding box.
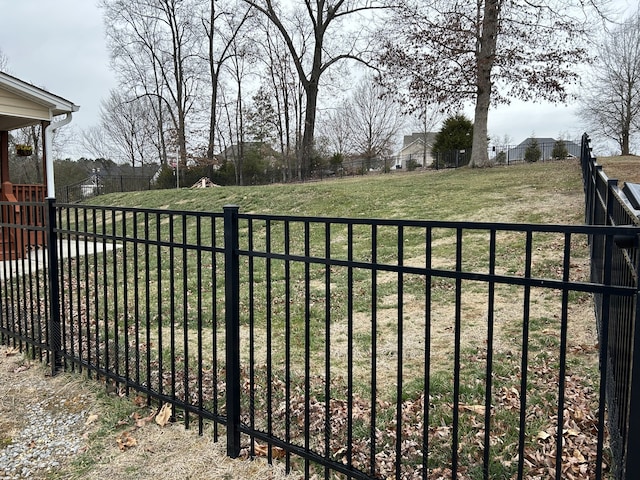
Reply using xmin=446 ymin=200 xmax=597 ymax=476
xmin=398 ymin=132 xmax=437 ymax=155
xmin=515 ymin=137 xmax=557 ymax=147
xmin=0 ymin=71 xmax=79 ymax=131
xmin=402 ymin=132 xmax=437 ymax=147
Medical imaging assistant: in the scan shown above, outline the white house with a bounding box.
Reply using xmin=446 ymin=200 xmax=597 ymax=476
xmin=393 ymin=132 xmax=437 ymax=169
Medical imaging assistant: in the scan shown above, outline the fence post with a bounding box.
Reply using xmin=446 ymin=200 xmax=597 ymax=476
xmin=223 ymin=205 xmax=241 ymax=457
xmin=45 ymin=198 xmax=63 ymax=375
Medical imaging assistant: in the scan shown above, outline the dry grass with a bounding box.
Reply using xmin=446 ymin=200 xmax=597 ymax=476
xmin=0 ymin=345 xmax=291 ymax=480
xmin=597 ymin=155 xmax=640 ymax=187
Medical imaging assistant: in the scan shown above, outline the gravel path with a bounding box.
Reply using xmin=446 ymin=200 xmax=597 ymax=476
xmin=0 ymin=345 xmax=292 ymax=480
xmin=0 ymin=347 xmax=93 ymax=479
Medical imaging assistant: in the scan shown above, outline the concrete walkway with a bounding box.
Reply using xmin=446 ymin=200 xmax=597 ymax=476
xmin=0 ymin=240 xmax=119 ymax=280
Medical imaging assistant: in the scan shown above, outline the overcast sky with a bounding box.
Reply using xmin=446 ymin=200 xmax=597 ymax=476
xmin=0 ymin=0 xmax=636 ymax=158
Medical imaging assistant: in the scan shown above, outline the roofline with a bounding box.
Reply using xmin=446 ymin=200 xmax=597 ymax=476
xmin=0 ymin=71 xmax=79 ymax=114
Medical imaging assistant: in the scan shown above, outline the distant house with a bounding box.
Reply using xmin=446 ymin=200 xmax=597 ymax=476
xmin=504 ymin=138 xmax=581 ymax=163
xmin=218 ymin=142 xmax=279 ymax=165
xmin=78 ymin=163 xmax=161 ymax=199
xmin=393 ymin=132 xmax=437 ymax=169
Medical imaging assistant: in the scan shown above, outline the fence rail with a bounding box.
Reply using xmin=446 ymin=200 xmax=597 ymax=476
xmin=0 ymin=136 xmax=639 ymax=478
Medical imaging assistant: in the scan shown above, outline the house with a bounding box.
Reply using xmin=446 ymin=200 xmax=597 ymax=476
xmin=393 ymin=132 xmax=437 ymax=169
xmin=0 ymin=71 xmax=79 ymax=259
xmin=218 ymin=142 xmax=279 ymax=164
xmin=503 ymin=138 xmax=581 ymax=163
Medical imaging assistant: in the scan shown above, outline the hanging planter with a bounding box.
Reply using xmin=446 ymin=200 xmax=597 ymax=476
xmin=16 ymin=144 xmax=33 ymax=157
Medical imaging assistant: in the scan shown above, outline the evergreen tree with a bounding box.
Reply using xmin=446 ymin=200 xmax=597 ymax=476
xmin=432 ymin=115 xmax=474 ymax=154
xmin=552 ymin=139 xmax=568 ymax=159
xmin=524 ymin=138 xmax=541 ymax=163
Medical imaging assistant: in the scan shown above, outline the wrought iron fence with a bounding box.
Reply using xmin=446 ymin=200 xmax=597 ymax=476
xmin=580 ymin=133 xmax=640 ymax=479
xmin=0 ymin=202 xmax=637 ymax=479
xmin=0 ymin=139 xmax=639 ymax=477
xmin=56 ymin=175 xmax=154 ymax=203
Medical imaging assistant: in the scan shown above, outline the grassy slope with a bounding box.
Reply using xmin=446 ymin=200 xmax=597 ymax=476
xmin=86 ymin=160 xmax=584 ymax=225
xmin=72 ymin=159 xmax=600 ymax=478
xmin=597 ymin=155 xmax=640 ymax=187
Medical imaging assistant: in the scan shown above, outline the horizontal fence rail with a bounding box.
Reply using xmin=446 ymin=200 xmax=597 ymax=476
xmin=2 ymin=192 xmax=640 ymax=478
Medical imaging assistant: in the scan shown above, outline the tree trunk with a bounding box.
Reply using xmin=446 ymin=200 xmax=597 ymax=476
xmin=621 ymin=129 xmax=630 ymax=156
xmin=621 ymin=92 xmax=632 ymax=155
xmin=207 ymin=81 xmax=218 ymax=160
xmin=301 ymin=82 xmax=318 ymax=179
xmin=469 ymin=0 xmax=500 ymax=168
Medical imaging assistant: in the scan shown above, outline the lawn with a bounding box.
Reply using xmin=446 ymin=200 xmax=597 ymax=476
xmin=52 ymin=159 xmax=605 ymax=479
xmin=86 ymin=160 xmax=584 ymax=225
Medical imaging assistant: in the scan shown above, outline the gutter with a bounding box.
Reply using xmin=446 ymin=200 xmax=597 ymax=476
xmin=44 ymin=113 xmax=74 ymax=198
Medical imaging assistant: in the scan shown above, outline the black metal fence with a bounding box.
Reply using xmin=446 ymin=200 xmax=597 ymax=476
xmin=55 ymin=175 xmax=154 ymax=203
xmin=491 ymin=139 xmax=582 ymax=165
xmin=433 ymin=149 xmax=472 ymax=169
xmin=580 ymin=133 xmax=640 ymax=479
xmin=0 ymin=140 xmax=639 ymax=478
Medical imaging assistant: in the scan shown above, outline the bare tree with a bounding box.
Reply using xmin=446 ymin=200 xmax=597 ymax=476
xmin=379 ymin=0 xmax=607 ymax=167
xmin=407 ymin=103 xmax=444 ymax=168
xmin=242 ymin=0 xmax=391 ymax=178
xmin=254 ymin=19 xmax=306 ymax=181
xmin=0 ymin=49 xmax=8 ymax=72
xmin=344 ymin=75 xmax=404 ymax=170
xmin=579 ymin=11 xmax=640 ymax=155
xmin=99 ymin=91 xmax=157 ymax=166
xmin=199 ymin=0 xmax=254 ymax=159
xmin=224 ymin=37 xmax=256 ymax=186
xmin=319 ymin=105 xmax=352 ymax=158
xmin=79 ymin=126 xmax=113 ymax=160
xmin=101 ymin=0 xmax=201 ymax=165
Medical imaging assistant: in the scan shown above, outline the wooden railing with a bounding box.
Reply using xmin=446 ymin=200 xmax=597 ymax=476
xmin=0 ymin=182 xmax=46 ymax=260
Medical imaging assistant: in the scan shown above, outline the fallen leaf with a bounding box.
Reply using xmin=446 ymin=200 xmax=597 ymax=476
xmin=133 ymin=410 xmax=156 ymax=428
xmin=459 ymin=404 xmax=486 ymax=415
xmin=253 ymin=443 xmax=286 ymax=459
xmin=85 ymin=414 xmax=99 ymax=426
xmin=536 ymin=431 xmax=552 ymax=441
xmin=272 ymin=446 xmax=286 ymax=459
xmin=572 ymin=448 xmax=586 ymax=463
xmin=155 ymin=403 xmax=172 ymax=427
xmin=116 ymin=431 xmax=137 ymax=451
xmin=254 ymin=443 xmax=268 ymax=456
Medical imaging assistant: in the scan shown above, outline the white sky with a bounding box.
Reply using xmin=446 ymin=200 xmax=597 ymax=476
xmin=0 ymin=0 xmax=636 ymax=158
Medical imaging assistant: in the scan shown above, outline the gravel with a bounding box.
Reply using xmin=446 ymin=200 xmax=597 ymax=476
xmin=0 ymin=348 xmax=93 ymax=480
xmin=0 ymin=402 xmax=87 ymax=479
xmin=0 ymin=346 xmax=292 ymax=480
